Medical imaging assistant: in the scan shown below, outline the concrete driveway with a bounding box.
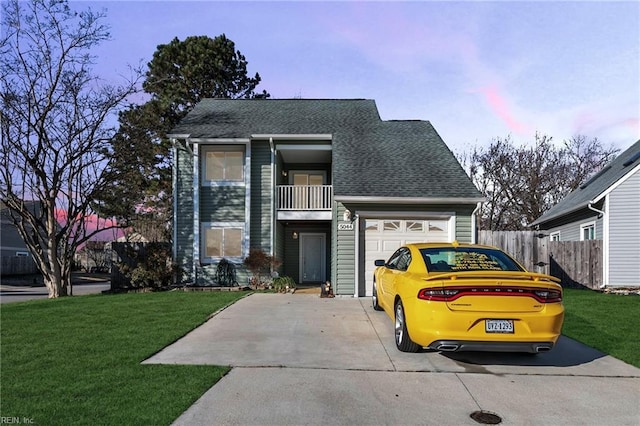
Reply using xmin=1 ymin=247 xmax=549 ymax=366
xmin=145 ymin=293 xmax=640 ymax=425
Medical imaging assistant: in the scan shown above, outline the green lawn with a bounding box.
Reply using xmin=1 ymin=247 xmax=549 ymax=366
xmin=562 ymin=288 xmax=640 ymax=368
xmin=1 ymin=288 xmax=638 ymax=425
xmin=0 ymin=291 xmax=248 ymax=425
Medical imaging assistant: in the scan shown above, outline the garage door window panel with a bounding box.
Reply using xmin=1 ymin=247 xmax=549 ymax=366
xmin=384 ymin=220 xmax=402 ymax=232
xmin=365 ymin=219 xmax=379 ymax=231
xmin=406 ymin=221 xmax=424 ymax=232
xmin=428 ymin=220 xmax=448 ymax=232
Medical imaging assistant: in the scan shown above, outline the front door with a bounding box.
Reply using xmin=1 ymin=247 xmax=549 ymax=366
xmin=299 ymin=233 xmax=326 ymax=283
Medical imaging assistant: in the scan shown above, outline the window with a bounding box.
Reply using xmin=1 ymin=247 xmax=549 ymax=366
xmin=383 ymin=220 xmax=401 ymax=231
xmin=386 ymin=248 xmax=410 ymax=270
xmin=365 ymin=220 xmax=379 ymax=231
xmin=428 ymin=220 xmax=448 ymax=232
xmin=421 ymin=247 xmax=524 ymax=272
xmin=580 ymin=222 xmax=596 ymax=241
xmin=406 ymin=221 xmax=424 ymax=232
xmin=15 ymin=251 xmax=29 ymax=257
xmin=396 ymin=250 xmax=412 ymax=271
xmin=202 ymin=147 xmax=244 ymax=183
xmin=550 ymin=232 xmax=561 ymax=241
xmin=203 ymin=225 xmax=243 ymax=258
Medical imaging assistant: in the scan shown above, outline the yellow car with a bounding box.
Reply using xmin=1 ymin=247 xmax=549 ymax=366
xmin=372 ymin=242 xmax=564 ymax=353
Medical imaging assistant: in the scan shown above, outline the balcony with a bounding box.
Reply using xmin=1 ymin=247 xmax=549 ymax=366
xmin=276 ymin=185 xmax=333 ymax=220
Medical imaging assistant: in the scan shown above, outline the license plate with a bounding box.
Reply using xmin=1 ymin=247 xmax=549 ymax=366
xmin=485 ymin=319 xmax=514 ymax=333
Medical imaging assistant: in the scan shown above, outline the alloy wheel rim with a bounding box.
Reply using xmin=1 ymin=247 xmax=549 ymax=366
xmin=372 ymin=283 xmax=377 ymax=306
xmin=395 ymin=304 xmax=403 ymax=344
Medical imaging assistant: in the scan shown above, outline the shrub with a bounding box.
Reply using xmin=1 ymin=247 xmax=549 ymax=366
xmin=243 ymin=248 xmax=281 ymax=288
xmin=216 ymin=258 xmax=238 ymax=286
xmin=117 ymin=243 xmax=179 ymax=289
xmin=273 ymin=276 xmax=296 ymax=293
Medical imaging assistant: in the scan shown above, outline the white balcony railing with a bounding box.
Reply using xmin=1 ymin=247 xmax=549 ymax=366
xmin=277 ymin=185 xmax=333 ymax=210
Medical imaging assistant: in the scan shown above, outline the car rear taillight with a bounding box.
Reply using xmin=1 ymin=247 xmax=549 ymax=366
xmin=418 ymin=287 xmax=563 ymax=303
xmin=418 ymin=288 xmax=460 ymax=301
xmin=533 ymin=290 xmax=562 ymax=303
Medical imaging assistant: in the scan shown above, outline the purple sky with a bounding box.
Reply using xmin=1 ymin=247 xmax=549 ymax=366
xmin=82 ymin=0 xmax=639 ymax=153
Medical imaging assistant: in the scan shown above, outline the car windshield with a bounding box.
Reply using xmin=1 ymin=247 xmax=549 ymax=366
xmin=420 ymin=247 xmax=524 ymax=272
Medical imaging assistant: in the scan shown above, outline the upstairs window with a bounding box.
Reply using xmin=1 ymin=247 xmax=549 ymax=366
xmin=550 ymin=232 xmax=561 ymax=241
xmin=202 ymin=146 xmax=244 ymax=183
xmin=580 ymin=222 xmax=596 ymax=241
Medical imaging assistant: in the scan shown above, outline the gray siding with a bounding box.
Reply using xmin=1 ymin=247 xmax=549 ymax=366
xmin=608 ymin=169 xmax=640 ymax=286
xmin=542 ymin=208 xmax=602 ymax=241
xmin=200 ymin=187 xmax=246 ymax=222
xmin=334 ymin=203 xmax=355 ymax=295
xmin=250 ymin=141 xmax=272 ymax=251
xmin=174 ymin=142 xmax=249 ymax=285
xmin=455 ymin=210 xmax=473 ymax=243
xmin=275 ymin=221 xmax=285 ymax=275
xmin=175 ymin=143 xmax=194 ymax=281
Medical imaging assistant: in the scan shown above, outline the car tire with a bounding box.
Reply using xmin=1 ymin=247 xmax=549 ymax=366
xmin=372 ymin=281 xmax=383 ymax=311
xmin=395 ymin=300 xmax=421 ymax=353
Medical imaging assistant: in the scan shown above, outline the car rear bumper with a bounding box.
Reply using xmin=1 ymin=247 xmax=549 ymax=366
xmin=402 ymin=299 xmax=564 ymax=353
xmin=428 ymin=340 xmax=555 ymax=353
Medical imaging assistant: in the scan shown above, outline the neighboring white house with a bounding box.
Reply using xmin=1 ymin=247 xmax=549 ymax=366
xmin=531 ymin=140 xmax=640 ymax=288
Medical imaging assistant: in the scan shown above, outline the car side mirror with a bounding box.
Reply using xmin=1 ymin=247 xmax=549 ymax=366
xmin=374 ymin=259 xmax=386 ymax=267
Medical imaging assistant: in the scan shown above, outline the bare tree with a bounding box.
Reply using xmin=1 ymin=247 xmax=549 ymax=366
xmin=460 ymin=134 xmax=618 ymax=231
xmin=0 ymin=0 xmax=139 ymax=297
xmin=77 ymin=241 xmax=111 ymax=272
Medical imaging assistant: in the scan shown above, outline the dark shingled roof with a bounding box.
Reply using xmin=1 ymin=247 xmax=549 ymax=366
xmin=531 ymin=139 xmax=640 ymax=227
xmin=170 ymin=99 xmax=482 ymax=201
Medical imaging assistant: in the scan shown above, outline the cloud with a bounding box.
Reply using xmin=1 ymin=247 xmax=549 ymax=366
xmin=472 ymin=85 xmax=531 ymax=135
xmin=54 ymin=208 xmax=122 ymax=241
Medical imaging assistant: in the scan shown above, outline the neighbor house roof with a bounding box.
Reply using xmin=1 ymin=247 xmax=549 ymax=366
xmin=169 ymin=98 xmax=482 ymax=202
xmin=531 ymin=139 xmax=640 ymax=227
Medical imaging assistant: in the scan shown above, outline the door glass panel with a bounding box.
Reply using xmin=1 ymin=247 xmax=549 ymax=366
xmin=309 ymin=175 xmax=323 ymax=185
xmin=293 ymin=174 xmax=309 ymax=185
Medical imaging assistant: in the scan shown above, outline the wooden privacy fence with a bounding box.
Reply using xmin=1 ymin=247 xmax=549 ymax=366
xmin=478 ymin=231 xmax=603 ymax=289
xmin=1 ymin=256 xmax=38 ymax=275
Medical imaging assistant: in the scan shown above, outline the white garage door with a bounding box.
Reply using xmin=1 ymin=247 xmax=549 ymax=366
xmin=364 ymin=218 xmax=451 ymax=296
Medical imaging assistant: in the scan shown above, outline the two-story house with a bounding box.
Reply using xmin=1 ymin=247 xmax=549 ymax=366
xmin=531 ymin=139 xmax=640 ymax=289
xmin=168 ymin=99 xmax=483 ymax=296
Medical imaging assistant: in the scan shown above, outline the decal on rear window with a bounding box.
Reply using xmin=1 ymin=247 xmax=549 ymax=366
xmin=421 ymin=247 xmax=523 ymax=272
xmin=451 ymin=252 xmax=503 ymax=271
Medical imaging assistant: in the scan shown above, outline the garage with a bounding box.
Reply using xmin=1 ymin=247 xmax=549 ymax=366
xmin=363 ymin=217 xmax=453 ymax=296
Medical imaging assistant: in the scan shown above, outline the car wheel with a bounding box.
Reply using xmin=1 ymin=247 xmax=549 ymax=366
xmin=395 ymin=300 xmax=420 ymax=353
xmin=372 ymin=281 xmax=383 ymax=311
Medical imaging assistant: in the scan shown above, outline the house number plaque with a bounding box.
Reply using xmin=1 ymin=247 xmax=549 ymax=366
xmin=338 ymin=222 xmax=354 ymax=231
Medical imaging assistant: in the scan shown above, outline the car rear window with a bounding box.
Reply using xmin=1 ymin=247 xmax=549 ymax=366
xmin=420 ymin=247 xmax=524 ymax=272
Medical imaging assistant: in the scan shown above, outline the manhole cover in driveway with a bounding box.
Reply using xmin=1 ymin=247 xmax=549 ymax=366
xmin=470 ymin=410 xmax=502 ymax=424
